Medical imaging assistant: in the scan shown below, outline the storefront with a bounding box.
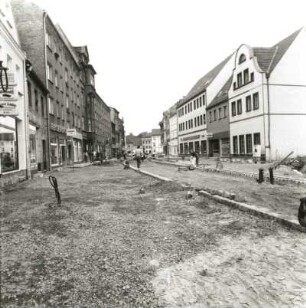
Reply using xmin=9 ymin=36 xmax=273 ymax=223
xmin=67 ymin=129 xmax=83 ymax=163
xmin=178 ymin=132 xmax=208 ymax=156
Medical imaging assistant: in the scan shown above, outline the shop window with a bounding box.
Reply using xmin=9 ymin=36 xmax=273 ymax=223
xmin=29 ymin=125 xmax=37 ymax=170
xmin=233 ymin=136 xmax=238 ymax=154
xmin=254 ymin=133 xmax=261 ymax=145
xmin=246 ymin=95 xmax=252 ymax=112
xmin=253 ymin=92 xmax=259 ymax=110
xmin=246 ymin=134 xmax=252 ymax=154
xmin=51 ymin=142 xmax=58 ymax=165
xmin=0 ymin=117 xmax=18 ymax=173
xmin=239 ymin=135 xmax=245 ymax=154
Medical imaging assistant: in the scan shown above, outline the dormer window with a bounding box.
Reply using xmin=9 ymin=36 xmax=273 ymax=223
xmin=238 ymin=54 xmax=246 ymax=64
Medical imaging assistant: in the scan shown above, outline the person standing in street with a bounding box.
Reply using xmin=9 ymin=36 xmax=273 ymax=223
xmin=134 ymin=145 xmax=143 ymax=169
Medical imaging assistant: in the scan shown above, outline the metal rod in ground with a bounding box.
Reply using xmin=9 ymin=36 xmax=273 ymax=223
xmin=269 ymin=167 xmax=274 ymax=185
xmin=49 ymin=176 xmax=61 ymax=206
xmin=257 ymin=168 xmax=264 ymax=184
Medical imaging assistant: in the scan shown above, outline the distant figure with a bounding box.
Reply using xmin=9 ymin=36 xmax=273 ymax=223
xmin=123 ymin=151 xmax=127 ymax=160
xmin=134 ymin=146 xmax=143 ymax=169
xmin=190 ymin=151 xmax=197 ymax=169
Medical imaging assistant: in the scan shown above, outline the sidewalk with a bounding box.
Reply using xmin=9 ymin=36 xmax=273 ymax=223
xmin=130 ymin=160 xmax=306 ymax=232
xmin=153 ymin=156 xmax=306 ymax=185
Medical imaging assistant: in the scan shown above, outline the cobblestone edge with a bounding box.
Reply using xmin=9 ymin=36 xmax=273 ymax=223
xmin=129 ymin=164 xmax=306 ymax=233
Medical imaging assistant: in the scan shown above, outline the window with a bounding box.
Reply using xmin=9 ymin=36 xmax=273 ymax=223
xmin=231 ymin=101 xmax=236 ymax=116
xmin=246 ymin=95 xmax=252 ymax=112
xmin=34 ymin=89 xmax=38 ymax=112
xmin=199 ymin=96 xmax=202 ymax=107
xmin=223 ymin=106 xmax=227 ymax=118
xmin=239 ymin=135 xmax=245 ymax=154
xmin=65 ymin=68 xmax=68 ymax=83
xmin=237 ymin=99 xmax=242 ymax=114
xmin=203 ymin=114 xmax=206 ymax=124
xmin=0 ymin=117 xmax=18 ymax=173
xmin=243 ymin=69 xmax=249 ymax=83
xmin=246 ymin=134 xmax=252 ymax=154
xmin=48 ymin=97 xmax=54 ymax=114
xmin=209 ymin=111 xmax=212 ymax=123
xmin=194 ymin=100 xmax=196 ymax=109
xmin=233 ymin=136 xmax=238 ymax=154
xmin=239 ymin=54 xmax=246 ymax=64
xmin=218 ymin=107 xmax=222 ymax=119
xmin=194 ymin=117 xmax=197 ymax=127
xmin=41 ymin=96 xmax=44 ymax=117
xmin=253 ymin=92 xmax=259 ymax=110
xmin=237 ymin=73 xmax=242 ymax=87
xmin=213 ymin=110 xmax=217 ymax=121
xmin=200 ymin=115 xmax=203 ymax=125
xmin=54 ymin=71 xmax=58 ymax=87
xmin=47 ymin=64 xmax=53 ymax=81
xmin=253 ymin=133 xmax=261 ymax=145
xmin=27 ymin=81 xmax=32 ymax=107
xmin=250 ymin=72 xmax=254 ymax=82
xmin=66 ymin=96 xmax=69 ymax=108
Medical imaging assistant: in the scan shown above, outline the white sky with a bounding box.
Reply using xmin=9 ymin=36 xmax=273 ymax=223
xmin=32 ymin=0 xmax=305 ymax=135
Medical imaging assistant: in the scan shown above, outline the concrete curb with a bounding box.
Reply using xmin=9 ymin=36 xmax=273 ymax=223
xmin=198 ymin=191 xmax=305 ymax=233
xmin=152 ymin=159 xmax=306 ymax=186
xmin=129 ymin=163 xmax=306 ymax=233
xmin=129 ymin=165 xmax=173 ymax=182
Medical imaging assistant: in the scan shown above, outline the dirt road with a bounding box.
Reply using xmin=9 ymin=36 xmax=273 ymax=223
xmin=1 ymin=163 xmax=305 ymax=307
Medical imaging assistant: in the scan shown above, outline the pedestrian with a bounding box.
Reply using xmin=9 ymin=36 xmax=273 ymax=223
xmin=194 ymin=151 xmax=199 ymax=167
xmin=134 ymin=145 xmax=143 ymax=169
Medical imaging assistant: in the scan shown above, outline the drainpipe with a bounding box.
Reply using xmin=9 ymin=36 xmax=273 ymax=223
xmin=43 ymin=12 xmax=51 ymax=171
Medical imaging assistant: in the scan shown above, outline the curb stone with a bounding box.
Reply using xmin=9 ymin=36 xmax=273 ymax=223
xmin=129 ymin=163 xmax=306 ymax=233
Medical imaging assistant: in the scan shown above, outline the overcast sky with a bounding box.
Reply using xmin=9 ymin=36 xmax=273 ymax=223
xmin=32 ymin=0 xmax=305 ymax=135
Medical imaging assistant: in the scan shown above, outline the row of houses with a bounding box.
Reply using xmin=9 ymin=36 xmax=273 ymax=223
xmin=125 ymin=129 xmax=163 ymax=156
xmin=0 ymin=0 xmax=125 ymax=186
xmin=160 ymin=27 xmax=306 ymax=162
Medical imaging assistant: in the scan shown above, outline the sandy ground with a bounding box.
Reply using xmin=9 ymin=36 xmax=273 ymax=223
xmin=140 ymin=160 xmax=306 ymax=220
xmin=1 ymin=163 xmax=306 ymax=307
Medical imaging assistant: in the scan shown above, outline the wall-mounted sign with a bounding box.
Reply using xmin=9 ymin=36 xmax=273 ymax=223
xmin=0 ymin=95 xmax=18 ymax=116
xmin=0 ymin=71 xmax=17 ymax=116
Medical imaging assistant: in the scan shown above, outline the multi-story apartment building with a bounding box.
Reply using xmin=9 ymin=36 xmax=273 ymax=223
xmin=110 ymin=107 xmax=125 ymax=158
xmin=177 ymin=54 xmax=234 ymax=156
xmin=206 ymin=77 xmax=231 ymax=157
xmin=159 ymin=110 xmax=170 ymax=155
xmin=228 ymin=28 xmax=306 ymax=161
xmin=0 ymin=0 xmax=28 ymax=185
xmin=139 ymin=132 xmax=152 ymax=154
xmin=75 ymin=46 xmax=111 ymax=160
xmin=27 ymin=66 xmax=49 ymax=173
xmin=168 ymin=103 xmax=178 ymax=156
xmin=151 ymin=129 xmax=162 ymax=155
xmin=12 ymin=0 xmax=85 ymax=167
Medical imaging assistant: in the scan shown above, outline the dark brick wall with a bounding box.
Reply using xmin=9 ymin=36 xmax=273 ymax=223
xmin=11 ymin=0 xmax=46 ymax=85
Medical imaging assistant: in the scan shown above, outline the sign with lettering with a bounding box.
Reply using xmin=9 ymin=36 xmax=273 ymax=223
xmin=0 ymin=73 xmax=17 ymax=116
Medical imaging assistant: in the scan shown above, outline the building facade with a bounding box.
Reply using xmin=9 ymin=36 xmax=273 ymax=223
xmin=27 ymin=67 xmax=49 ymax=173
xmin=229 ymin=28 xmax=306 ymax=161
xmin=206 ymin=77 xmax=231 ymax=157
xmin=177 ymin=54 xmax=234 ymax=156
xmin=0 ymin=0 xmax=28 ymax=185
xmin=151 ymin=129 xmax=162 ymax=155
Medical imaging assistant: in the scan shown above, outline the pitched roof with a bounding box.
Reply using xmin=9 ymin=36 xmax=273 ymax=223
xmin=253 ymin=28 xmax=301 ymax=74
xmin=178 ymin=54 xmax=233 ymax=107
xmin=207 ymin=76 xmax=232 ymax=110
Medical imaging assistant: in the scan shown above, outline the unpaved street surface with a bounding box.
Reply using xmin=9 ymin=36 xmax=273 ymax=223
xmin=140 ymin=160 xmax=306 ymax=220
xmin=1 ymin=163 xmax=306 ymax=307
